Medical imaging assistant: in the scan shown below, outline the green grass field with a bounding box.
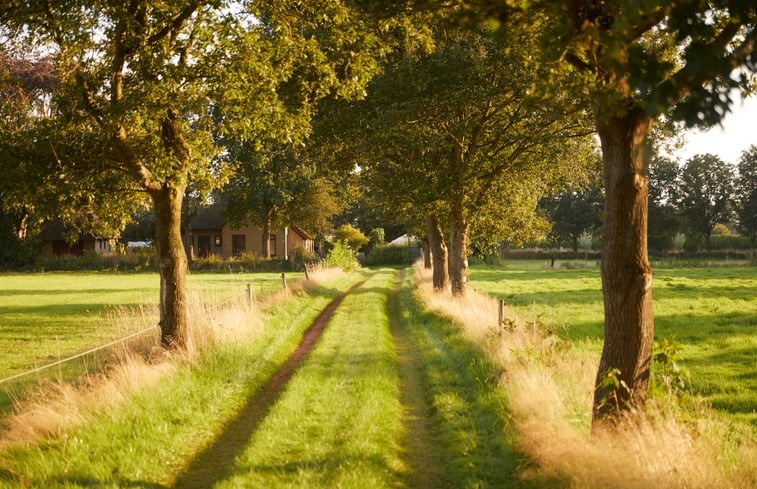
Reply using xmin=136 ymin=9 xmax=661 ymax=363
xmin=468 ymin=260 xmax=757 ymax=431
xmin=0 ymin=271 xmax=302 ymax=382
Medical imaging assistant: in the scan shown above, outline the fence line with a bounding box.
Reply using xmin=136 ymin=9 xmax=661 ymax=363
xmin=0 ymin=324 xmax=159 ymax=387
xmin=0 ymin=284 xmax=259 ymax=388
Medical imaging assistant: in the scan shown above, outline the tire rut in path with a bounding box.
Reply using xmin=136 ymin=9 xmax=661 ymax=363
xmin=388 ymin=270 xmax=451 ymax=489
xmin=172 ymin=279 xmax=367 ymax=489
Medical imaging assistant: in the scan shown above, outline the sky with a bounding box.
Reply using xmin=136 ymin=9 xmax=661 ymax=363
xmin=676 ymin=93 xmax=757 ymax=165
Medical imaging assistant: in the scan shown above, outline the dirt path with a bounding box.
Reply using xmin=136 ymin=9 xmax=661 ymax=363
xmin=171 ymin=279 xmax=366 ymax=489
xmin=388 ymin=270 xmax=450 ymax=489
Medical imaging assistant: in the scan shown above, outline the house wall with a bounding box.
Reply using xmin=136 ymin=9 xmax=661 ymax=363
xmin=190 ymin=224 xmax=312 ymax=259
xmin=288 ymin=231 xmax=314 ymax=253
xmin=222 ymin=224 xmax=288 ymax=258
xmin=41 ymin=237 xmax=113 ymax=256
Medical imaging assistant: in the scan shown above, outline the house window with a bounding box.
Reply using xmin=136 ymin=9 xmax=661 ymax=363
xmin=270 ymin=234 xmax=276 ymax=257
xmin=214 ymin=235 xmax=222 ymax=247
xmin=232 ymin=234 xmax=246 ymax=256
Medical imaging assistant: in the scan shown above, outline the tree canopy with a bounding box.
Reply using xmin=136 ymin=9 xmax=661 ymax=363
xmin=322 ymin=18 xmax=595 ymax=293
xmin=678 ymin=153 xmax=734 ymax=250
xmin=0 ymin=0 xmax=415 ymax=347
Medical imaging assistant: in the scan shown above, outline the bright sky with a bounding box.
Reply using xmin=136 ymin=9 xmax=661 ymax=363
xmin=676 ymin=93 xmax=757 ymax=165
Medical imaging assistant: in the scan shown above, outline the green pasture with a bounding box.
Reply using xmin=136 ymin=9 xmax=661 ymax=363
xmin=0 ymin=271 xmax=302 ymax=381
xmin=468 ymin=260 xmax=757 ymax=431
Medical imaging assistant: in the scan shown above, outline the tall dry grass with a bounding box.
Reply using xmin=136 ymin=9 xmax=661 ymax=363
xmin=1 ymin=268 xmax=344 ymax=446
xmin=413 ymin=263 xmax=757 ymax=489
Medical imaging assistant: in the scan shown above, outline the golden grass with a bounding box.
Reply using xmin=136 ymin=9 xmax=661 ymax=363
xmin=0 ymin=268 xmax=344 ymax=446
xmin=413 ymin=263 xmax=757 ymax=489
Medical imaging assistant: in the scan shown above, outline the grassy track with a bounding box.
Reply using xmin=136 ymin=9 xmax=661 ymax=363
xmin=469 ymin=260 xmax=757 ymax=431
xmin=0 ymin=271 xmax=301 ymax=380
xmin=0 ymin=272 xmax=352 ymax=488
xmin=202 ymin=268 xmax=407 ymax=489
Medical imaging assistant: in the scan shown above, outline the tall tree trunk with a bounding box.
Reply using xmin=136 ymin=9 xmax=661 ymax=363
xmin=262 ymin=206 xmax=273 ymax=259
xmin=425 ymin=212 xmax=448 ymax=290
xmin=593 ymin=108 xmax=654 ymax=424
xmin=152 ymin=184 xmax=188 ymax=349
xmin=423 ymin=242 xmax=432 ymax=269
xmin=448 ymin=207 xmax=469 ymax=297
xmin=572 ymin=234 xmax=579 ymax=253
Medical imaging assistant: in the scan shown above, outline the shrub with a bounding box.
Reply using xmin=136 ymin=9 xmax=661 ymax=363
xmin=368 ymin=228 xmax=385 ymax=250
xmin=364 ymin=245 xmax=415 ymax=266
xmin=288 ymin=245 xmax=317 ymax=271
xmin=324 ymin=240 xmax=359 ymax=272
xmin=333 ymin=224 xmax=369 ymax=251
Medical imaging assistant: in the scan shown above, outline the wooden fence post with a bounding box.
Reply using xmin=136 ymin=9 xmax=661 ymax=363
xmin=498 ymin=299 xmax=505 ymax=329
xmin=281 ymin=272 xmax=287 ymax=290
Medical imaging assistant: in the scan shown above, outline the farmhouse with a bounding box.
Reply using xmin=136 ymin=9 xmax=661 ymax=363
xmin=188 ymin=202 xmax=314 ymax=259
xmin=39 ymin=220 xmax=117 ymax=256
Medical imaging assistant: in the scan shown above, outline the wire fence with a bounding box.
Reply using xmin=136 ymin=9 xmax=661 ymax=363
xmin=0 ymin=279 xmax=272 ymax=388
xmin=0 ymin=324 xmax=159 ymax=387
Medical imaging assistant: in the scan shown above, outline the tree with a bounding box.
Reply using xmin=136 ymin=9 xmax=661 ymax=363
xmin=542 ymin=183 xmax=604 ymax=253
xmin=223 ymin=140 xmax=315 ymax=258
xmin=678 ymin=154 xmax=734 ymax=250
xmin=648 ymin=155 xmax=682 ymax=252
xmin=1 ymin=1 xmax=404 ymax=348
xmin=534 ymin=1 xmax=757 ymax=423
xmin=336 ymin=20 xmax=594 ymax=295
xmin=736 ymin=145 xmax=757 ymax=245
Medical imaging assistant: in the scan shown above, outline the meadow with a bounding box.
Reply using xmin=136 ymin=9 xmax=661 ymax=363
xmin=468 ymin=260 xmax=757 ymax=432
xmin=0 ymin=271 xmax=302 ymax=392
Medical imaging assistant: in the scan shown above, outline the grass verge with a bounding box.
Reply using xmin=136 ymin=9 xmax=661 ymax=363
xmin=468 ymin=261 xmax=757 ymax=431
xmin=0 ymin=271 xmax=302 ymax=411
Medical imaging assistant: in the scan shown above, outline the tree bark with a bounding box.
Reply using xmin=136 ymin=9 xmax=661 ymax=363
xmin=448 ymin=208 xmax=469 ymax=297
xmin=425 ymin=213 xmax=448 ymax=290
xmin=423 ymin=243 xmax=432 ymax=269
xmin=593 ymin=107 xmax=654 ymax=424
xmin=152 ymin=184 xmax=188 ymax=349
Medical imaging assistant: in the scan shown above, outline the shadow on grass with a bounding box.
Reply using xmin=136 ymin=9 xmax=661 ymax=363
xmin=396 ymin=275 xmax=564 ymax=488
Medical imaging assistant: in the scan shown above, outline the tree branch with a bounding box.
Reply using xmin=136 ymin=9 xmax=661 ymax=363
xmin=148 ymin=2 xmax=199 ymax=46
xmin=647 ymin=20 xmax=752 ymax=117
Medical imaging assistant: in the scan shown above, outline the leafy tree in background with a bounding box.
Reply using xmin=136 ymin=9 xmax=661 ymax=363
xmin=678 ymin=154 xmax=734 ymax=250
xmin=0 ymin=1 xmax=408 ymax=348
xmin=332 ymin=223 xmax=369 ymax=251
xmin=736 ymin=146 xmax=757 ymax=245
xmin=648 ymin=155 xmax=682 ymax=253
xmin=541 ymin=180 xmax=604 ymax=253
xmin=0 ymin=50 xmax=58 ymax=267
xmin=223 ymin=140 xmax=315 ymax=259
